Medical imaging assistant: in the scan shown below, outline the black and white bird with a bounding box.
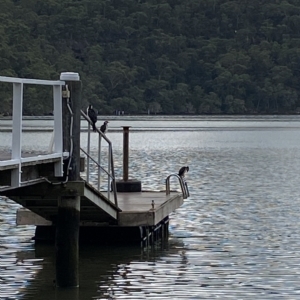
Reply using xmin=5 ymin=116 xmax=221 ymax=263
xmin=87 ymin=104 xmax=97 ymax=132
xmin=178 ymin=166 xmax=189 ymax=178
xmin=100 ymin=120 xmax=109 ymax=134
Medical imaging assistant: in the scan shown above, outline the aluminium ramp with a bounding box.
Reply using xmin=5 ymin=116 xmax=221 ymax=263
xmin=0 ymin=181 xmax=121 ymax=225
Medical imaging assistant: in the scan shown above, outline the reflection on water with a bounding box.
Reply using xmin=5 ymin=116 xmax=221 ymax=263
xmin=0 ymin=198 xmax=37 ymax=300
xmin=1 ymin=116 xmax=300 ymax=299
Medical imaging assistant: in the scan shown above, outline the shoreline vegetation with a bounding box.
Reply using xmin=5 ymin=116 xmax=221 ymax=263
xmin=1 ymin=1 xmax=300 ymax=116
xmin=0 ymin=115 xmax=300 ymax=133
xmin=0 ymin=113 xmax=300 ymax=121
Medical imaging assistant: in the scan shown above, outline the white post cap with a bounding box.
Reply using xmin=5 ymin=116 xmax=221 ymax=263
xmin=60 ymin=72 xmax=80 ymax=81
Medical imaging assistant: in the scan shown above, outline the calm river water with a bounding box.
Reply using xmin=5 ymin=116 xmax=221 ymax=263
xmin=1 ymin=115 xmax=300 ymax=299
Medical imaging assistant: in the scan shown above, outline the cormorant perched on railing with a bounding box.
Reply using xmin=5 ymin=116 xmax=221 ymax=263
xmin=100 ymin=120 xmax=109 ymax=134
xmin=87 ymin=105 xmax=97 ymax=132
xmin=178 ymin=166 xmax=189 ymax=178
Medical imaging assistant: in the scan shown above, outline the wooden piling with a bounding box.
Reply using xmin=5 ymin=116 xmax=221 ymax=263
xmin=61 ymin=79 xmax=82 ymax=182
xmin=56 ymin=73 xmax=81 ymax=288
xmin=56 ymin=196 xmax=80 ymax=287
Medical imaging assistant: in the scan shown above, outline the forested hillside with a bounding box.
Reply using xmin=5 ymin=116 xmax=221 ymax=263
xmin=1 ymin=0 xmax=300 ymax=115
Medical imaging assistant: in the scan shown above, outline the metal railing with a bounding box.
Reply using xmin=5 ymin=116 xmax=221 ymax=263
xmin=0 ymin=75 xmax=66 ymax=188
xmin=80 ymin=110 xmax=118 ymax=207
xmin=165 ymin=174 xmax=190 ymax=199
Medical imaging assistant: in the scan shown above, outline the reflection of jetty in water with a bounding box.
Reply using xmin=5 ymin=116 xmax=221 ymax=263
xmin=16 ymin=238 xmax=185 ymax=300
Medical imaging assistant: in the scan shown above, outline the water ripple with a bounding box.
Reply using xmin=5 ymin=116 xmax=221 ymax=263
xmin=1 ymin=119 xmax=300 ymax=299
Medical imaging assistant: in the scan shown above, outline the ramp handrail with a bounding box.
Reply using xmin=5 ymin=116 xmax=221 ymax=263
xmin=166 ymin=174 xmax=189 ymax=199
xmin=80 ymin=110 xmax=118 ymax=207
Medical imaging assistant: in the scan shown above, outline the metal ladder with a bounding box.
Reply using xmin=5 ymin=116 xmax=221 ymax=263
xmin=165 ymin=174 xmax=190 ymax=199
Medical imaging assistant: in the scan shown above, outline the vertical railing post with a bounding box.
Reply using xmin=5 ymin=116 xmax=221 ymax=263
xmin=11 ymin=82 xmax=23 ymax=187
xmin=107 ymin=144 xmax=111 ymax=199
xmin=53 ymin=85 xmax=63 ymax=176
xmin=87 ymin=121 xmax=91 ymax=183
xmin=98 ymin=135 xmax=102 ymax=190
xmin=110 ymin=146 xmax=118 ymax=207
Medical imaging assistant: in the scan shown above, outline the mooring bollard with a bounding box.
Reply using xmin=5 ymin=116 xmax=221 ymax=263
xmin=123 ymin=126 xmax=130 ymax=181
xmin=115 ymin=126 xmax=142 ymax=192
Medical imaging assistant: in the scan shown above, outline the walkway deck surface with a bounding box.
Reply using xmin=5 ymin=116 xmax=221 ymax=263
xmin=115 ymin=191 xmax=183 ymax=226
xmin=14 ymin=190 xmax=183 ymax=227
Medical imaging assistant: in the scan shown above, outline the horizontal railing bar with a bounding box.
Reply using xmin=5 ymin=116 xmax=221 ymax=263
xmin=0 ymin=76 xmax=65 ymax=86
xmin=21 ymin=153 xmax=65 ymax=163
xmin=0 ymin=152 xmax=69 ymax=167
xmin=0 ymin=159 xmax=20 ymax=167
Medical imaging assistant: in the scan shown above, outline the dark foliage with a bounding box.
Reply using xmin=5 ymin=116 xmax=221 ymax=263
xmin=1 ymin=0 xmax=300 ymax=115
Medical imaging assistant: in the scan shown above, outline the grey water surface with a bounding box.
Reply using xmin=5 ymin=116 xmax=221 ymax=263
xmin=1 ymin=115 xmax=300 ymax=299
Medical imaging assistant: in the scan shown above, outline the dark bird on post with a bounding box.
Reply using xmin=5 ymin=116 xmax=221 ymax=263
xmin=178 ymin=166 xmax=189 ymax=178
xmin=100 ymin=120 xmax=109 ymax=134
xmin=87 ymin=105 xmax=97 ymax=132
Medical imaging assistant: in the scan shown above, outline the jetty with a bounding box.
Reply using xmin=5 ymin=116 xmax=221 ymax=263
xmin=0 ymin=73 xmax=189 ymax=287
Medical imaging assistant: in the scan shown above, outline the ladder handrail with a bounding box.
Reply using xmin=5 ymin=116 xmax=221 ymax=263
xmin=80 ymin=110 xmax=118 ymax=208
xmin=165 ymin=174 xmax=189 ymax=199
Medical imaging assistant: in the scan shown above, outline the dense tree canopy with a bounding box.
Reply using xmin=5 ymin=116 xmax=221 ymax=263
xmin=1 ymin=0 xmax=300 ymax=115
